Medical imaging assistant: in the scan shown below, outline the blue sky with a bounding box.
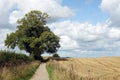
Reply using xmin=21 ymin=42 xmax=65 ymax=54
xmin=0 ymin=0 xmax=120 ymax=57
xmin=62 ymin=0 xmax=109 ymax=24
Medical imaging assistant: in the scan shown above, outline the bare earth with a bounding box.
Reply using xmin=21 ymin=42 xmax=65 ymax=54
xmin=30 ymin=63 xmax=49 ymax=80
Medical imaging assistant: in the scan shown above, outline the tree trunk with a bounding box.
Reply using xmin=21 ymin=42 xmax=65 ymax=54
xmin=30 ymin=53 xmax=49 ymax=62
xmin=33 ymin=54 xmax=45 ymax=62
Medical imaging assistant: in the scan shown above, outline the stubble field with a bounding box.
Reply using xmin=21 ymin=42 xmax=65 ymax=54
xmin=47 ymin=57 xmax=120 ymax=80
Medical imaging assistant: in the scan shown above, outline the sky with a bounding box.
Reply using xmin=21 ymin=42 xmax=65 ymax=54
xmin=1 ymin=0 xmax=120 ymax=57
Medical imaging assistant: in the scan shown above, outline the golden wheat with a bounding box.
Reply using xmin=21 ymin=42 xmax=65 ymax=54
xmin=47 ymin=57 xmax=120 ymax=80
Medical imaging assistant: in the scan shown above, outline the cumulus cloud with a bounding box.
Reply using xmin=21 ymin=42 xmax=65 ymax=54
xmin=108 ymin=28 xmax=120 ymax=39
xmin=60 ymin=35 xmax=79 ymax=50
xmin=48 ymin=20 xmax=120 ymax=54
xmin=101 ymin=0 xmax=120 ymax=27
xmin=0 ymin=0 xmax=74 ymax=29
xmin=0 ymin=29 xmax=12 ymax=49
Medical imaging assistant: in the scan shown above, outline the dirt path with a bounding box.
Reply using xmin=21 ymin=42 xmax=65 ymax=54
xmin=30 ymin=63 xmax=49 ymax=80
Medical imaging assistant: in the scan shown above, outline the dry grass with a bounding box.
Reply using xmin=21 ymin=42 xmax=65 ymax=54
xmin=0 ymin=61 xmax=40 ymax=80
xmin=47 ymin=57 xmax=120 ymax=80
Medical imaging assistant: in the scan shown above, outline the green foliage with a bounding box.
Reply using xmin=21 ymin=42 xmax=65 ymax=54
xmin=53 ymin=53 xmax=60 ymax=58
xmin=5 ymin=10 xmax=60 ymax=60
xmin=0 ymin=50 xmax=33 ymax=66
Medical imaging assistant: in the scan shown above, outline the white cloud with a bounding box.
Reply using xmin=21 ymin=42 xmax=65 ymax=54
xmin=9 ymin=10 xmax=22 ymax=24
xmin=49 ymin=21 xmax=107 ymax=41
xmin=101 ymin=0 xmax=120 ymax=27
xmin=60 ymin=35 xmax=79 ymax=50
xmin=108 ymin=28 xmax=120 ymax=39
xmin=48 ymin=20 xmax=120 ymax=54
xmin=0 ymin=29 xmax=12 ymax=49
xmin=0 ymin=0 xmax=74 ymax=27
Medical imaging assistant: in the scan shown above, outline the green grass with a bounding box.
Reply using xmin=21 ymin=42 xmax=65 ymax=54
xmin=46 ymin=63 xmax=54 ymax=80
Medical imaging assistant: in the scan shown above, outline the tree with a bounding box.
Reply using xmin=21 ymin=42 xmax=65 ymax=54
xmin=5 ymin=10 xmax=60 ymax=61
xmin=53 ymin=53 xmax=60 ymax=58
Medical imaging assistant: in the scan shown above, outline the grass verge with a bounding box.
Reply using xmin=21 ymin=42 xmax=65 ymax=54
xmin=0 ymin=61 xmax=40 ymax=80
xmin=0 ymin=50 xmax=40 ymax=80
xmin=46 ymin=63 xmax=54 ymax=80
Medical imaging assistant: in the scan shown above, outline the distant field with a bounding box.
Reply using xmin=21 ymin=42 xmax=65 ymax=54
xmin=47 ymin=57 xmax=120 ymax=80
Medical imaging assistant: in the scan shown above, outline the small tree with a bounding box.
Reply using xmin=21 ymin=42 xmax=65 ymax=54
xmin=5 ymin=10 xmax=60 ymax=61
xmin=53 ymin=53 xmax=60 ymax=58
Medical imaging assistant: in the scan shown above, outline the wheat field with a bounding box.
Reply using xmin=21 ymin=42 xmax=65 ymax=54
xmin=47 ymin=57 xmax=120 ymax=80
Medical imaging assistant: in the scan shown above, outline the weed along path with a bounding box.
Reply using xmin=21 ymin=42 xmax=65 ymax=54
xmin=30 ymin=63 xmax=49 ymax=80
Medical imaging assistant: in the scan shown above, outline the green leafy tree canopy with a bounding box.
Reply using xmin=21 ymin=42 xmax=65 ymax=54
xmin=5 ymin=10 xmax=60 ymax=61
